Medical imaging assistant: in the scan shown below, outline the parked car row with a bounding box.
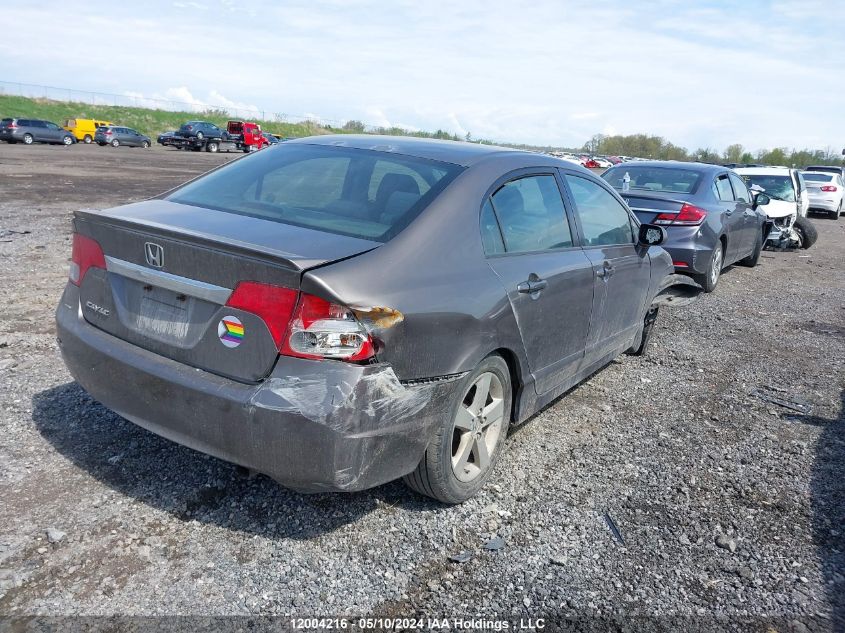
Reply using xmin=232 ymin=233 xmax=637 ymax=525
xmin=599 ymin=158 xmax=835 ymax=293
xmin=548 ymin=151 xmax=647 ymax=169
xmin=0 ymin=115 xmax=286 ymax=152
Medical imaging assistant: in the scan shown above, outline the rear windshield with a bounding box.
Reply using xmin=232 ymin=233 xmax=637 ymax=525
xmin=738 ymin=174 xmax=795 ymax=202
xmin=602 ymin=166 xmax=700 ymax=194
xmin=168 ymin=144 xmax=464 ymax=242
xmin=803 ymin=173 xmax=834 ymax=182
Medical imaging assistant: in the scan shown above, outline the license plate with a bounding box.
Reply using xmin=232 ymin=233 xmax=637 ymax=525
xmin=137 ymin=294 xmax=190 ymax=342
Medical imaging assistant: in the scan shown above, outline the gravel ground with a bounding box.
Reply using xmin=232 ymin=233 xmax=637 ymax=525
xmin=0 ymin=143 xmax=843 ymax=631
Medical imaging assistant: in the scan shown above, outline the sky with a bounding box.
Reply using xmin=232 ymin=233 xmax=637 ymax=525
xmin=1 ymin=0 xmax=843 ymax=152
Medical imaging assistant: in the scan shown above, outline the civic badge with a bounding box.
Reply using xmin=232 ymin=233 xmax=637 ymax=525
xmin=144 ymin=242 xmax=164 ymax=268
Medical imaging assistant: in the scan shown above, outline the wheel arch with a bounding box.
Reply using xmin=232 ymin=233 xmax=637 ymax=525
xmin=488 ymin=347 xmax=525 ymax=423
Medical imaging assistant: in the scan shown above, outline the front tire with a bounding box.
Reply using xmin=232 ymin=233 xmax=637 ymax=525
xmin=694 ymin=240 xmax=723 ymax=293
xmin=794 ymin=216 xmax=817 ymax=249
xmin=62 ymin=135 xmax=73 ymax=145
xmin=206 ymin=141 xmax=218 ymax=153
xmin=141 ymin=140 xmax=150 ymax=148
xmin=404 ymin=355 xmax=512 ymax=504
xmin=739 ymin=228 xmax=763 ymax=267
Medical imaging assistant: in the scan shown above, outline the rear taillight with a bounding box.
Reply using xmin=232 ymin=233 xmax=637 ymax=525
xmin=8 ymin=122 xmax=17 ymax=129
xmin=224 ymin=283 xmax=375 ymax=362
xmin=105 ymin=130 xmax=112 ymax=136
xmin=69 ymin=233 xmax=106 ymax=285
xmin=282 ymin=294 xmax=374 ymax=362
xmin=820 ymin=185 xmax=837 ymax=192
xmin=225 ymin=281 xmax=298 ymax=349
xmin=653 ymin=203 xmax=707 ymax=226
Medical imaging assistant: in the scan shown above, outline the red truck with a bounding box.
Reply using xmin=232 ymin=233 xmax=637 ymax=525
xmin=172 ymin=120 xmax=270 ymax=153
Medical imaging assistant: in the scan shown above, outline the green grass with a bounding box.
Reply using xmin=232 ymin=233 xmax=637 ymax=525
xmin=0 ymin=94 xmax=359 ymax=139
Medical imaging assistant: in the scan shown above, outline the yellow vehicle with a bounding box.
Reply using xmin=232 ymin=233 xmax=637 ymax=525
xmin=63 ymin=118 xmax=113 ymax=144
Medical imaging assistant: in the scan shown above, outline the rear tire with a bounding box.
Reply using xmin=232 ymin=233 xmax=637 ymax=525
xmin=23 ymin=133 xmax=33 ymax=145
xmin=206 ymin=141 xmax=218 ymax=153
xmin=83 ymin=134 xmax=92 ymax=144
xmin=693 ymin=240 xmax=723 ymax=293
xmin=195 ymin=131 xmax=204 ymax=140
xmin=831 ymin=202 xmax=841 ymax=220
xmin=403 ymin=355 xmax=512 ymax=504
xmin=739 ymin=229 xmax=763 ymax=267
xmin=794 ymin=216 xmax=817 ymax=249
xmin=111 ymin=139 xmax=120 ymax=148
xmin=627 ymin=306 xmax=659 ymax=356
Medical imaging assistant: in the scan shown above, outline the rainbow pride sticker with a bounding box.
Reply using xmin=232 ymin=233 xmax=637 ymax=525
xmin=218 ymin=316 xmax=245 ymax=348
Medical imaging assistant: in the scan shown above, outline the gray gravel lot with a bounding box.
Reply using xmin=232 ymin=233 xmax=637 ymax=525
xmin=0 ymin=144 xmax=843 ymax=630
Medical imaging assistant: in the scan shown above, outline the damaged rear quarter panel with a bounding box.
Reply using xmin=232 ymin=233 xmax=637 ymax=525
xmin=249 ymin=359 xmax=463 ymax=490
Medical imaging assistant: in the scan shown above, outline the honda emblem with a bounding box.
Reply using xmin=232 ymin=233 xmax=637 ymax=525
xmin=144 ymin=242 xmax=164 ymax=268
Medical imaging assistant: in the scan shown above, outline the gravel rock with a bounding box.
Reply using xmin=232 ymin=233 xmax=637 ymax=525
xmin=715 ymin=534 xmax=737 ymax=553
xmin=45 ymin=528 xmax=66 ymax=544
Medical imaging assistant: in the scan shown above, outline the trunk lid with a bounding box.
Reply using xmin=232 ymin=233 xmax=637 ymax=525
xmin=619 ymin=191 xmax=692 ymax=224
xmin=74 ymin=199 xmax=378 ymax=383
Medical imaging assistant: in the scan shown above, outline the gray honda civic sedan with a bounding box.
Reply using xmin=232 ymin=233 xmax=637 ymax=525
xmin=602 ymin=162 xmax=769 ymax=292
xmin=56 ymin=135 xmax=699 ymax=503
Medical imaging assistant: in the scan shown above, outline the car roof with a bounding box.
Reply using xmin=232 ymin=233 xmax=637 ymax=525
xmin=605 ymin=160 xmax=729 ymax=174
xmin=733 ymin=166 xmax=794 ymax=175
xmin=286 ymin=134 xmax=527 ymax=167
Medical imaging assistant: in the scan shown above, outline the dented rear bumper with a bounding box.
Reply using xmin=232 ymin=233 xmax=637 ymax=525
xmin=55 ymin=283 xmax=461 ymax=493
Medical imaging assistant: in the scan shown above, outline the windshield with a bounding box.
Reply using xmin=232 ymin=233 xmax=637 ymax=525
xmin=602 ymin=167 xmax=700 ymax=194
xmin=738 ymin=174 xmax=795 ymax=202
xmin=803 ymin=173 xmax=834 ymax=183
xmin=168 ymin=144 xmax=463 ymax=242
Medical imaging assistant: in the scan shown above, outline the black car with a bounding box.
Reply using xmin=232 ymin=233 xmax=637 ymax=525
xmin=94 ymin=126 xmax=151 ymax=148
xmin=0 ymin=118 xmax=76 ymax=145
xmin=157 ymin=130 xmax=180 ymax=147
xmin=602 ymin=161 xmax=769 ymax=292
xmin=177 ymin=121 xmax=227 ymax=140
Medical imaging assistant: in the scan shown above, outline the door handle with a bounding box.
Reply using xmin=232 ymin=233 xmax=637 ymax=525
xmin=517 ymin=278 xmax=548 ymax=294
xmin=595 ymin=261 xmax=614 ymax=279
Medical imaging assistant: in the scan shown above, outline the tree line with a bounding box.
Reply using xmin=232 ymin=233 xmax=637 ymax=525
xmin=582 ymin=133 xmax=843 ymax=166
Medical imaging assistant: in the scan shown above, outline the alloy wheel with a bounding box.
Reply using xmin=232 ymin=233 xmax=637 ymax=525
xmin=710 ymin=243 xmax=723 ymax=286
xmin=451 ymin=372 xmax=505 ymax=482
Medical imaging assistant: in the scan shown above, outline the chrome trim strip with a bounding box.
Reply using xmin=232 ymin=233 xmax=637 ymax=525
xmin=104 ymin=256 xmax=232 ymax=304
xmin=629 ymin=207 xmax=666 ymax=214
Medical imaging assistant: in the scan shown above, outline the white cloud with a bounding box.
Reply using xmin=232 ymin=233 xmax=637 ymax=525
xmin=1 ymin=0 xmax=844 ymax=152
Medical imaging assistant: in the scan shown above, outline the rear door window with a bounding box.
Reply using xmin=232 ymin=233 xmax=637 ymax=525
xmin=714 ymin=174 xmax=734 ymax=201
xmin=490 ymin=175 xmax=573 ymax=253
xmin=728 ymin=173 xmax=750 ymax=202
xmin=480 ymin=200 xmax=505 ymax=255
xmin=564 ymin=174 xmax=635 ymax=246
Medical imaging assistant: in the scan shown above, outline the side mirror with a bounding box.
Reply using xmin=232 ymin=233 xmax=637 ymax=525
xmin=638 ymin=223 xmax=667 ymax=246
xmin=753 ymin=193 xmax=771 ymax=207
